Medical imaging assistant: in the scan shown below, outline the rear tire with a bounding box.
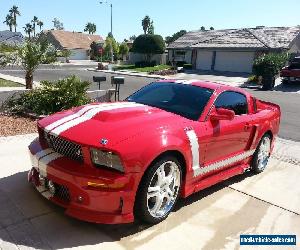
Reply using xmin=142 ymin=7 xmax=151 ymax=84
xmin=135 ymin=156 xmax=182 ymax=224
xmin=251 ymin=134 xmax=271 ymax=173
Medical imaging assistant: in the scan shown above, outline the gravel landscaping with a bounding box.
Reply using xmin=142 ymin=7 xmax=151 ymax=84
xmin=0 ymin=114 xmax=37 ymax=136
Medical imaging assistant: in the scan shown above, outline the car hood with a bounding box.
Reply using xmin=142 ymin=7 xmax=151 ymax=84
xmin=38 ymin=102 xmax=188 ymax=148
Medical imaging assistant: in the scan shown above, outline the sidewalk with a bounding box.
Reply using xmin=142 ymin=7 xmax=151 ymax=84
xmin=0 ymin=73 xmax=40 ymax=88
xmin=0 ymin=134 xmax=299 ymax=249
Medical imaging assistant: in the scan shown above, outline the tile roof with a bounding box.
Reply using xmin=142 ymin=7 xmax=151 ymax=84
xmin=0 ymin=30 xmax=24 ymax=45
xmin=167 ymin=26 xmax=300 ymax=50
xmin=44 ymin=30 xmax=104 ymax=50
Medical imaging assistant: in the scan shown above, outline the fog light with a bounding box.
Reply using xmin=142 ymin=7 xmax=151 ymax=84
xmin=38 ymin=174 xmax=46 ymax=187
xmin=48 ymin=180 xmax=56 ymax=195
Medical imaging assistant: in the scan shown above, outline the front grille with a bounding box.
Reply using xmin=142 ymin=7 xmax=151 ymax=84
xmin=44 ymin=131 xmax=84 ymax=162
xmin=55 ymin=184 xmax=71 ymax=202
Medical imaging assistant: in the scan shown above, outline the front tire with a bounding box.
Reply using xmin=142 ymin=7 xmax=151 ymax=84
xmin=251 ymin=134 xmax=271 ymax=173
xmin=135 ymin=156 xmax=182 ymax=224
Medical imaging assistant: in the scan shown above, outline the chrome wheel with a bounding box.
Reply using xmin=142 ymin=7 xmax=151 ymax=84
xmin=147 ymin=161 xmax=180 ymax=218
xmin=257 ymin=136 xmax=271 ymax=171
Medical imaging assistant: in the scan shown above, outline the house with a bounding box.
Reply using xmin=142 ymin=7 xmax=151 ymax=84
xmin=0 ymin=30 xmax=24 ymax=45
xmin=167 ymin=26 xmax=300 ymax=73
xmin=40 ymin=30 xmax=104 ymax=60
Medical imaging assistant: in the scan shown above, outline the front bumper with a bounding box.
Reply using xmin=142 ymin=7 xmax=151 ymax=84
xmin=28 ymin=138 xmax=140 ymax=224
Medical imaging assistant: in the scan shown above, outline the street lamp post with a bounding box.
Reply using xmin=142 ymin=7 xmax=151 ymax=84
xmin=100 ymin=1 xmax=113 ymax=62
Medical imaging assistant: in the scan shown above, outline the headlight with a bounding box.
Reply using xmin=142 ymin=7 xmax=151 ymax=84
xmin=90 ymin=148 xmax=124 ymax=172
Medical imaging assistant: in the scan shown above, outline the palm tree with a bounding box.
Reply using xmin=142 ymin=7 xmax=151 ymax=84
xmin=84 ymin=22 xmax=96 ymax=34
xmin=23 ymin=23 xmax=33 ymax=39
xmin=9 ymin=5 xmax=20 ymax=32
xmin=142 ymin=15 xmax=151 ymax=34
xmin=3 ymin=14 xmax=14 ymax=32
xmin=31 ymin=16 xmax=39 ymax=37
xmin=37 ymin=20 xmax=44 ymax=31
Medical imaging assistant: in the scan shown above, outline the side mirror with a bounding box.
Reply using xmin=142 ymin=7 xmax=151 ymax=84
xmin=210 ymin=108 xmax=235 ymax=121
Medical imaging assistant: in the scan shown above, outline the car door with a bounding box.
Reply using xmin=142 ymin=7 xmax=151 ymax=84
xmin=203 ymin=91 xmax=253 ymax=166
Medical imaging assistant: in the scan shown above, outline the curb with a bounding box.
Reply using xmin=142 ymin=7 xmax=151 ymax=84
xmin=0 ymin=73 xmax=41 ymax=88
xmin=86 ymin=68 xmax=168 ymax=80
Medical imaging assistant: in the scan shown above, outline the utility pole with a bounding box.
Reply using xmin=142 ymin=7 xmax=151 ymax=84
xmin=100 ymin=1 xmax=114 ymax=62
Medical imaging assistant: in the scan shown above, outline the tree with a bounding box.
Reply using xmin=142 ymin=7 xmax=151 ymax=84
xmin=104 ymin=36 xmax=119 ymax=61
xmin=9 ymin=5 xmax=20 ymax=32
xmin=142 ymin=15 xmax=151 ymax=34
xmin=52 ymin=18 xmax=64 ymax=30
xmin=148 ymin=21 xmax=154 ymax=35
xmin=84 ymin=22 xmax=96 ymax=34
xmin=210 ymin=27 xmax=214 ymax=30
xmin=131 ymin=34 xmax=165 ymax=63
xmin=37 ymin=20 xmax=44 ymax=31
xmin=90 ymin=41 xmax=104 ymax=59
xmin=200 ymin=26 xmax=206 ymax=31
xmin=107 ymin=32 xmax=113 ymax=38
xmin=23 ymin=23 xmax=33 ymax=39
xmin=119 ymin=42 xmax=129 ymax=60
xmin=1 ymin=41 xmax=57 ymax=89
xmin=165 ymin=30 xmax=187 ymax=44
xmin=31 ymin=16 xmax=39 ymax=37
xmin=3 ymin=14 xmax=14 ymax=32
xmin=129 ymin=35 xmax=136 ymax=41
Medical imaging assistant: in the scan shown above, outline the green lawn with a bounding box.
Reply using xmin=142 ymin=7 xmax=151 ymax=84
xmin=113 ymin=64 xmax=171 ymax=73
xmin=0 ymin=78 xmax=22 ymax=87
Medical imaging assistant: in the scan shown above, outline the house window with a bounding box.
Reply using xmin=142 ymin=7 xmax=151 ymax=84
xmin=175 ymin=50 xmax=186 ymax=56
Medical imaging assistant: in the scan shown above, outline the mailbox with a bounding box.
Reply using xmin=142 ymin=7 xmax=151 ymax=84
xmin=111 ymin=76 xmax=125 ymax=101
xmin=93 ymin=76 xmax=106 ymax=90
xmin=93 ymin=76 xmax=106 ymax=82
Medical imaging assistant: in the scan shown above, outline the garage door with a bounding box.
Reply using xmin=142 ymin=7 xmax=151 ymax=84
xmin=196 ymin=50 xmax=213 ymax=70
xmin=214 ymin=51 xmax=254 ymax=73
xmin=69 ymin=49 xmax=88 ymax=60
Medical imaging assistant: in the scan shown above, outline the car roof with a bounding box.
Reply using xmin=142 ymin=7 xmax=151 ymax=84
xmin=157 ymin=79 xmax=249 ymax=95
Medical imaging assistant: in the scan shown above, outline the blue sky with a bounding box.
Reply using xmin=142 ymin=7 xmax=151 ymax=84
xmin=1 ymin=0 xmax=299 ymax=42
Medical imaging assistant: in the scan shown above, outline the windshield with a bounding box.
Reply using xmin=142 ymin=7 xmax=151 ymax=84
xmin=127 ymin=82 xmax=213 ymax=120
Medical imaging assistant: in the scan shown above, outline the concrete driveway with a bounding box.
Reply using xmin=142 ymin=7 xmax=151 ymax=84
xmin=0 ymin=134 xmax=299 ymax=250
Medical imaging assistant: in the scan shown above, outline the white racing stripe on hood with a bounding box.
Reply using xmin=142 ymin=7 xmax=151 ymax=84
xmin=45 ymin=103 xmax=114 ymax=131
xmin=50 ymin=102 xmax=145 ymax=136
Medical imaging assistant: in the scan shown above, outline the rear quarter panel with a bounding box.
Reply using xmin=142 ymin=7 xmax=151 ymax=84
xmin=251 ymin=100 xmax=281 ymax=150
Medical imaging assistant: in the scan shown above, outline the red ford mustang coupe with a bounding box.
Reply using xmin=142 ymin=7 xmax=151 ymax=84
xmin=28 ymin=80 xmax=280 ymax=224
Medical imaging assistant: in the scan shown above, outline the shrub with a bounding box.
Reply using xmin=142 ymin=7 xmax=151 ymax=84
xmin=131 ymin=34 xmax=165 ymax=62
xmin=247 ymin=75 xmax=258 ymax=83
xmin=175 ymin=61 xmax=187 ymax=67
xmin=253 ymin=52 xmax=289 ymax=77
xmin=183 ymin=64 xmax=192 ymax=70
xmin=135 ymin=61 xmax=156 ymax=67
xmin=5 ymin=76 xmax=90 ymax=115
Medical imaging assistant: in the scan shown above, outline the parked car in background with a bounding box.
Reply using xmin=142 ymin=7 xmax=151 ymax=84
xmin=28 ymin=80 xmax=281 ymax=224
xmin=281 ymin=57 xmax=300 ymax=84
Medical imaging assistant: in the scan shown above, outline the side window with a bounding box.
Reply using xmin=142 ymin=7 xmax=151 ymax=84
xmin=215 ymin=91 xmax=248 ymax=115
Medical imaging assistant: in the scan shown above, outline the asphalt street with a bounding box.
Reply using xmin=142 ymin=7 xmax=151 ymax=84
xmin=1 ymin=66 xmax=300 ymax=141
